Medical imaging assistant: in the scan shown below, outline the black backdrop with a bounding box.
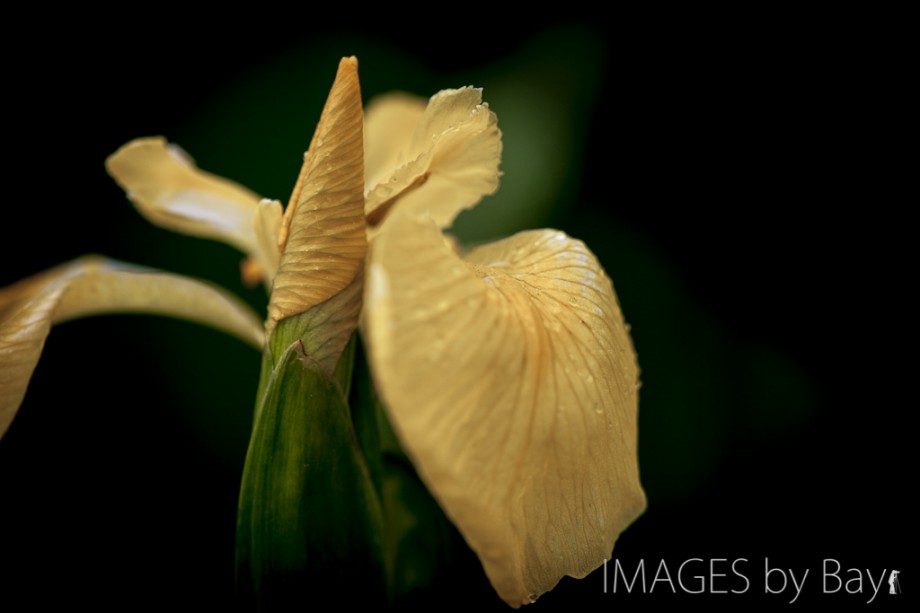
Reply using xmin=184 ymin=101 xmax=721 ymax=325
xmin=1 ymin=10 xmax=910 ymax=611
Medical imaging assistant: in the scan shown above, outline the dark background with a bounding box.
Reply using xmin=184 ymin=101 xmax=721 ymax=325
xmin=1 ymin=11 xmax=910 ymax=611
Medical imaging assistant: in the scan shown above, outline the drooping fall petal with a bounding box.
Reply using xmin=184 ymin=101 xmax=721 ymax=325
xmin=363 ymin=213 xmax=646 ymax=607
xmin=105 ymin=137 xmax=281 ymax=284
xmin=0 ymin=256 xmax=264 ymax=438
xmin=266 ymin=57 xmax=366 ymax=372
xmin=364 ymin=87 xmax=502 ymax=230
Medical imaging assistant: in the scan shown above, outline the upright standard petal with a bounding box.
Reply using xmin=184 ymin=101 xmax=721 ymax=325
xmin=364 ymin=87 xmax=502 ymax=230
xmin=364 ymin=214 xmax=646 ymax=607
xmin=267 ymin=57 xmax=366 ymax=370
xmin=0 ymin=257 xmax=264 ymax=438
xmin=364 ymin=93 xmax=426 ymax=194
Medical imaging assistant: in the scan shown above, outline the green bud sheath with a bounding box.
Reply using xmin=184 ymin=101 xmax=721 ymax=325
xmin=235 ymin=57 xmax=384 ymax=610
xmin=236 ymin=341 xmax=387 ymax=609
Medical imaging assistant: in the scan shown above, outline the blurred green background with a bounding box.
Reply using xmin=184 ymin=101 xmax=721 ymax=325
xmin=1 ymin=11 xmax=909 ymax=611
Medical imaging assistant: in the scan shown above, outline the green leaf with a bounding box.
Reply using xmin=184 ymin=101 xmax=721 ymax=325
xmin=348 ymin=337 xmax=385 ymax=500
xmin=333 ymin=333 xmax=357 ymax=400
xmin=236 ymin=340 xmax=387 ymax=609
xmin=351 ymin=336 xmax=455 ymax=603
xmin=381 ymin=455 xmax=456 ymax=604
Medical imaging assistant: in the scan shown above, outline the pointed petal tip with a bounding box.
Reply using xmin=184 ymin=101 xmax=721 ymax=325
xmin=267 ymin=56 xmax=366 ymax=356
xmin=333 ymin=57 xmax=359 ymax=89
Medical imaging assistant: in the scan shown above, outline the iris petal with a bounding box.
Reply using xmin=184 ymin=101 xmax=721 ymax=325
xmin=364 ymin=93 xmax=426 ymax=193
xmin=364 ymin=214 xmax=645 ymax=606
xmin=106 ymin=137 xmax=281 ymax=286
xmin=364 ymin=87 xmax=502 ymax=230
xmin=0 ymin=256 xmax=264 ymax=438
xmin=267 ymin=57 xmax=366 ymax=353
xmin=106 ymin=137 xmax=260 ymax=249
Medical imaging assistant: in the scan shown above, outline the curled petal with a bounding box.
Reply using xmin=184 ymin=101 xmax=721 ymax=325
xmin=267 ymin=57 xmax=366 ymax=338
xmin=0 ymin=257 xmax=264 ymax=438
xmin=106 ymin=137 xmax=260 ymax=249
xmin=365 ymin=87 xmax=502 ymax=230
xmin=105 ymin=137 xmax=279 ymax=285
xmin=364 ymin=214 xmax=645 ymax=607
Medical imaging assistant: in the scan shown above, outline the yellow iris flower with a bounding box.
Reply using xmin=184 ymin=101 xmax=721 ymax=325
xmin=0 ymin=57 xmax=644 ymax=607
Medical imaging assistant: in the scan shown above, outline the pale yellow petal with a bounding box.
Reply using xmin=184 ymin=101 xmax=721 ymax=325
xmin=105 ymin=136 xmax=264 ymax=257
xmin=364 ymin=93 xmax=426 ymax=192
xmin=364 ymin=214 xmax=645 ymax=607
xmin=243 ymin=199 xmax=284 ymax=289
xmin=365 ymin=87 xmax=502 ymax=230
xmin=0 ymin=257 xmax=264 ymax=438
xmin=267 ymin=57 xmax=366 ymax=334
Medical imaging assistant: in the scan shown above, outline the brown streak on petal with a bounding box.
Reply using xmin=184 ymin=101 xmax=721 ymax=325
xmin=241 ymin=258 xmax=264 ymax=288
